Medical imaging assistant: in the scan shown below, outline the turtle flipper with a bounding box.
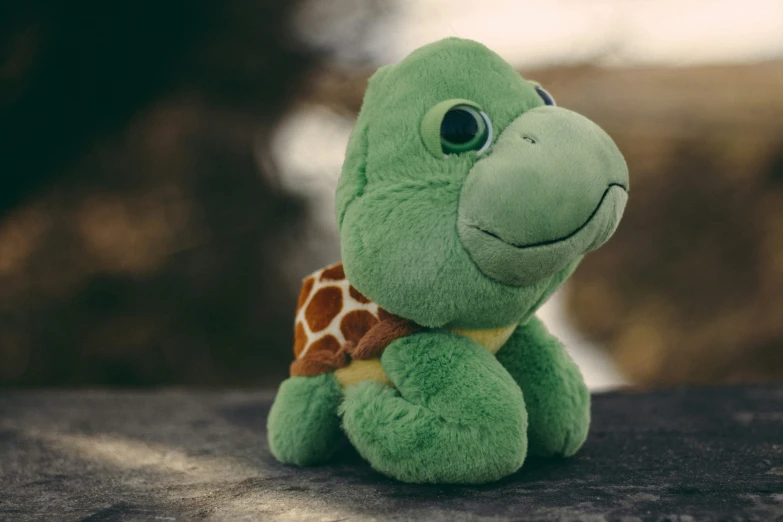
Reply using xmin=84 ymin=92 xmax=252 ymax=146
xmin=267 ymin=373 xmax=343 ymax=466
xmin=495 ymin=317 xmax=590 ymax=458
xmin=340 ymin=331 xmax=528 ymax=484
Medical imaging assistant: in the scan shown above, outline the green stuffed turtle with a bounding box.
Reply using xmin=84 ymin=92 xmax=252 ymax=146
xmin=267 ymin=37 xmax=629 ymax=484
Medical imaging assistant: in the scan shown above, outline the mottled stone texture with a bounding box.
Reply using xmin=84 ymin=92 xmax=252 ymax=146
xmin=1 ymin=386 xmax=781 ymax=521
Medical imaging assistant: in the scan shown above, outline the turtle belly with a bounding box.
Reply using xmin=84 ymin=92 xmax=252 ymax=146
xmin=333 ymin=324 xmax=517 ymax=388
xmin=449 ymin=324 xmax=517 ymax=355
xmin=335 ymin=359 xmax=392 ymax=387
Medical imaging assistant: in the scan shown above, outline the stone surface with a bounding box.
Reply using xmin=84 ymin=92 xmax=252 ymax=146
xmin=0 ymin=385 xmax=781 ymax=521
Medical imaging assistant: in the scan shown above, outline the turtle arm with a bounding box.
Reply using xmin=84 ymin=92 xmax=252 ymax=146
xmin=268 ymin=272 xmax=347 ymax=467
xmin=267 ymin=373 xmax=345 ymax=466
xmin=495 ymin=316 xmax=590 ymax=457
xmin=340 ymin=330 xmax=528 ymax=484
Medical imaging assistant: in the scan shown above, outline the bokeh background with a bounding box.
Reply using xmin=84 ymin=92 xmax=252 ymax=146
xmin=1 ymin=0 xmax=782 ymax=390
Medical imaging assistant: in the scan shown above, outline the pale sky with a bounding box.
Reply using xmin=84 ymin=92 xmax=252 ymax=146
xmin=388 ymin=0 xmax=783 ymax=67
xmin=301 ymin=0 xmax=783 ymax=67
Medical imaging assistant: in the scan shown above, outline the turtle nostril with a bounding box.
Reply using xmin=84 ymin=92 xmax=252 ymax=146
xmin=522 ymin=136 xmax=536 ymax=144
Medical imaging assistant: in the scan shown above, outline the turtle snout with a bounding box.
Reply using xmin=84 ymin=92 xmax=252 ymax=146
xmin=457 ymin=106 xmax=629 ymax=286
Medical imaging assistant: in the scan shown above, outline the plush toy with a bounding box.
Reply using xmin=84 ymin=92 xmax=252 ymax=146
xmin=267 ymin=37 xmax=628 ymax=484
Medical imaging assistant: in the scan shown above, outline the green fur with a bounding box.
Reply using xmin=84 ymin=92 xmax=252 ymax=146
xmin=458 ymin=107 xmax=628 ymax=286
xmin=268 ymin=37 xmax=629 ymax=484
xmin=341 ymin=331 xmax=527 ymax=484
xmin=338 ymin=38 xmax=627 ymax=327
xmin=340 ymin=175 xmax=581 ymax=329
xmin=496 ymin=317 xmax=591 ymax=457
xmin=462 ymin=107 xmax=625 ymax=247
xmin=267 ymin=373 xmax=344 ymax=466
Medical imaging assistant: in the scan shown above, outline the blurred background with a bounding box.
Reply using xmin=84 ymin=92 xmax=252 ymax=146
xmin=1 ymin=0 xmax=782 ymax=390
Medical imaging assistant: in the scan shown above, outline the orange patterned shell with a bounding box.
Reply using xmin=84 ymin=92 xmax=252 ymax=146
xmin=293 ymin=263 xmax=392 ymax=362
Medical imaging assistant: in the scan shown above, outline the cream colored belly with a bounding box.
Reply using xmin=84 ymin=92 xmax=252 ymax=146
xmin=334 ymin=324 xmax=517 ymax=388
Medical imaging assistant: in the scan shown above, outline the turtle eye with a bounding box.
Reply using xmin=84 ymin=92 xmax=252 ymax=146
xmin=535 ymin=86 xmax=556 ymax=106
xmin=440 ymin=105 xmax=492 ymax=155
xmin=420 ymin=99 xmax=492 ymax=157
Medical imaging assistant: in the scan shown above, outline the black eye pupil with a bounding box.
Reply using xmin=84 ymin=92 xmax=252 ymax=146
xmin=437 ymin=104 xmax=489 ymax=155
xmin=441 ymin=108 xmax=479 ymax=144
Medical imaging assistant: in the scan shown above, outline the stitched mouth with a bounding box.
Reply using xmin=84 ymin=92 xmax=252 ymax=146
xmin=470 ymin=183 xmax=628 ymax=249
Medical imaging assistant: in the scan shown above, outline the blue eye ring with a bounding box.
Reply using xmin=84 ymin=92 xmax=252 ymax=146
xmin=535 ymin=86 xmax=556 ymax=106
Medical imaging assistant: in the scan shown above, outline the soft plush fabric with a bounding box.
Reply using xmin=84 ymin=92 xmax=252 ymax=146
xmin=291 ymin=262 xmax=417 ymax=378
xmin=334 ymin=359 xmax=390 ymax=387
xmin=337 ymin=38 xmax=558 ymax=329
xmin=291 ymin=261 xmax=554 ymax=388
xmin=267 ymin=373 xmax=344 ymax=466
xmin=448 ymin=323 xmax=516 ymax=354
xmin=337 ymin=37 xmax=628 ymax=328
xmin=340 ymin=331 xmax=527 ymax=484
xmin=496 ymin=317 xmax=591 ymax=457
xmin=267 ymin=37 xmax=629 ymax=484
xmin=457 ymin=107 xmax=628 ymax=286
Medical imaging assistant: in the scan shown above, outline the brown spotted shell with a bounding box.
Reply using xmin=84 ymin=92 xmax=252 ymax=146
xmin=294 ymin=263 xmax=387 ymax=361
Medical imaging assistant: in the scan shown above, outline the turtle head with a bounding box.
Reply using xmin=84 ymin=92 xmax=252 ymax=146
xmin=336 ymin=38 xmax=628 ymax=328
